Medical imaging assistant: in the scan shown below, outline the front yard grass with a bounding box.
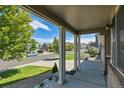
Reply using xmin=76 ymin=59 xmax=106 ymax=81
xmin=0 ymin=65 xmax=51 ymax=87
xmin=66 ymin=53 xmax=74 ymax=60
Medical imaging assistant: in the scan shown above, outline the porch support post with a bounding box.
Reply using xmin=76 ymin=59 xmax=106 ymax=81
xmin=74 ymin=34 xmax=78 ymax=71
xmin=58 ymin=26 xmax=66 ymax=85
xmin=77 ymin=35 xmax=81 ymax=70
xmin=104 ymin=30 xmax=111 ymax=75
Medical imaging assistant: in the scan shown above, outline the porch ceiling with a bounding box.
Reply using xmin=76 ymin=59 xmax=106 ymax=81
xmin=24 ymin=5 xmax=117 ymax=35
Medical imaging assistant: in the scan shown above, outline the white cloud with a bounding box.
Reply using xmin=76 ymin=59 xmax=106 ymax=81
xmin=66 ymin=38 xmax=74 ymax=43
xmin=33 ymin=36 xmax=95 ymax=45
xmin=30 ymin=20 xmax=51 ymax=31
xmin=81 ymin=38 xmax=95 ymax=44
xmin=32 ymin=37 xmax=53 ymax=44
xmin=66 ymin=37 xmax=95 ymax=44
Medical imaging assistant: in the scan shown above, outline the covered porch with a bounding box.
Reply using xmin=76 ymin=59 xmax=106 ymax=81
xmin=50 ymin=60 xmax=106 ymax=88
xmin=22 ymin=5 xmax=118 ymax=87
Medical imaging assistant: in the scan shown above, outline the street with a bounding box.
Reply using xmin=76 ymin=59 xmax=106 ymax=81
xmin=0 ymin=52 xmax=74 ymax=71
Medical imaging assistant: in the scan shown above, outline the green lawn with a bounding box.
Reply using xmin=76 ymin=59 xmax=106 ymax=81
xmin=0 ymin=65 xmax=51 ymax=87
xmin=66 ymin=52 xmax=90 ymax=60
xmin=66 ymin=53 xmax=74 ymax=60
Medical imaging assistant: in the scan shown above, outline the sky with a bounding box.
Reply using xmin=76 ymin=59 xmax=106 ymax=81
xmin=29 ymin=14 xmax=96 ymax=45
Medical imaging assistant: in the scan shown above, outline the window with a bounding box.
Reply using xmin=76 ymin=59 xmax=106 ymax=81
xmin=111 ymin=16 xmax=116 ymax=66
xmin=116 ymin=6 xmax=124 ymax=73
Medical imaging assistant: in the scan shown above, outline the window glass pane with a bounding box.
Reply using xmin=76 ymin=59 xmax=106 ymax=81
xmin=119 ymin=31 xmax=124 ymax=70
xmin=111 ymin=16 xmax=116 ymax=65
xmin=117 ymin=6 xmax=124 ymax=72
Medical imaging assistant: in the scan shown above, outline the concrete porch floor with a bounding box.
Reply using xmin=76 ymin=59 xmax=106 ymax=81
xmin=50 ymin=60 xmax=107 ymax=88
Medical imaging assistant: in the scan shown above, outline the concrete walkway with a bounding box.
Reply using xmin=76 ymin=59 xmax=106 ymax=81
xmin=50 ymin=60 xmax=107 ymax=88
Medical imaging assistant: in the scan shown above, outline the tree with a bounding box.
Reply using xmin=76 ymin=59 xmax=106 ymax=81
xmin=0 ymin=6 xmax=35 ymax=61
xmin=66 ymin=43 xmax=74 ymax=51
xmin=28 ymin=39 xmax=38 ymax=52
xmin=87 ymin=46 xmax=99 ymax=57
xmin=52 ymin=37 xmax=59 ymax=53
xmin=42 ymin=43 xmax=48 ymax=51
xmin=48 ymin=44 xmax=54 ymax=52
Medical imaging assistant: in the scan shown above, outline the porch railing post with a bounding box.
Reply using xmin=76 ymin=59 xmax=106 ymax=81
xmin=58 ymin=26 xmax=66 ymax=85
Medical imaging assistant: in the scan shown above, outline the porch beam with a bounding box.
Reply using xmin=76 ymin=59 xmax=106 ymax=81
xmin=58 ymin=26 xmax=66 ymax=85
xmin=74 ymin=35 xmax=78 ymax=71
xmin=22 ymin=5 xmax=77 ymax=35
xmin=77 ymin=35 xmax=81 ymax=70
xmin=77 ymin=27 xmax=105 ymax=35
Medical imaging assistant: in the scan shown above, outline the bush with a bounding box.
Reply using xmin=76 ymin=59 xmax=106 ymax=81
xmin=80 ymin=52 xmax=90 ymax=60
xmin=39 ymin=82 xmax=44 ymax=87
xmin=52 ymin=63 xmax=58 ymax=73
xmin=88 ymin=47 xmax=99 ymax=57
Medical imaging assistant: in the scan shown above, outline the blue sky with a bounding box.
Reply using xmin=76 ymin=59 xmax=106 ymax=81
xmin=29 ymin=14 xmax=96 ymax=44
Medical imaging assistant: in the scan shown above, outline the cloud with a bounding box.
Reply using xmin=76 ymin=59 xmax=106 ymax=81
xmin=30 ymin=20 xmax=51 ymax=31
xmin=32 ymin=37 xmax=53 ymax=44
xmin=66 ymin=38 xmax=74 ymax=43
xmin=66 ymin=37 xmax=95 ymax=44
xmin=81 ymin=37 xmax=95 ymax=44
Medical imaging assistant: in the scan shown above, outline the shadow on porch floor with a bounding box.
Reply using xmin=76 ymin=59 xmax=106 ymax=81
xmin=50 ymin=60 xmax=107 ymax=88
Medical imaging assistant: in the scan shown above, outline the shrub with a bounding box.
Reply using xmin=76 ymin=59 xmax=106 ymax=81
xmin=88 ymin=46 xmax=99 ymax=57
xmin=48 ymin=76 xmax=52 ymax=80
xmin=39 ymin=82 xmax=44 ymax=87
xmin=80 ymin=52 xmax=90 ymax=60
xmin=52 ymin=63 xmax=58 ymax=73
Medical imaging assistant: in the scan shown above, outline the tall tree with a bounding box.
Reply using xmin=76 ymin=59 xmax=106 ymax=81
xmin=52 ymin=37 xmax=59 ymax=53
xmin=0 ymin=6 xmax=35 ymax=61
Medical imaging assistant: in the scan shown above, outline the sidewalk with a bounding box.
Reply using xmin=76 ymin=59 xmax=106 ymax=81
xmin=12 ymin=60 xmax=74 ymax=71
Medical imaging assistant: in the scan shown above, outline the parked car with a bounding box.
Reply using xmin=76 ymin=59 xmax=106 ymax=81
xmin=37 ymin=48 xmax=44 ymax=53
xmin=27 ymin=51 xmax=38 ymax=57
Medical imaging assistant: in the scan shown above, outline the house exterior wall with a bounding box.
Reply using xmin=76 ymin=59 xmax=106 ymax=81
xmin=106 ymin=6 xmax=124 ymax=88
xmin=107 ymin=63 xmax=124 ymax=88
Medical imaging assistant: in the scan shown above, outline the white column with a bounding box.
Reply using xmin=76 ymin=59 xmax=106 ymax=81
xmin=58 ymin=26 xmax=66 ymax=85
xmin=101 ymin=46 xmax=105 ymax=74
xmin=74 ymin=34 xmax=78 ymax=71
xmin=77 ymin=35 xmax=81 ymax=70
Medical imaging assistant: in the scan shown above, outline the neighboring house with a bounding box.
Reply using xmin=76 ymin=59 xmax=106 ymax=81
xmin=42 ymin=43 xmax=49 ymax=51
xmin=80 ymin=43 xmax=88 ymax=52
xmin=88 ymin=34 xmax=100 ymax=48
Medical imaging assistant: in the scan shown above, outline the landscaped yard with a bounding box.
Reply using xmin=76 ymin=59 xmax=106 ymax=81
xmin=65 ymin=52 xmax=92 ymax=60
xmin=0 ymin=65 xmax=51 ymax=87
xmin=66 ymin=53 xmax=74 ymax=60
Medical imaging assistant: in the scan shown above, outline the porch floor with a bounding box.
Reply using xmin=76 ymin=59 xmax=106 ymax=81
xmin=50 ymin=60 xmax=107 ymax=88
